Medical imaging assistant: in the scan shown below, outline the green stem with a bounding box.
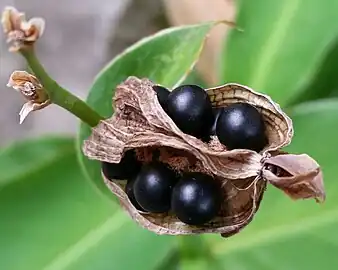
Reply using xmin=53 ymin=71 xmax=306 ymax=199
xmin=20 ymin=47 xmax=103 ymax=127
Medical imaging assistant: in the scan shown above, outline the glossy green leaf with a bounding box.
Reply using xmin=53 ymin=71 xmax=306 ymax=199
xmin=204 ymin=99 xmax=338 ymax=269
xmin=0 ymin=137 xmax=174 ymax=270
xmin=77 ymin=23 xmax=214 ymax=198
xmin=220 ymin=0 xmax=338 ymax=107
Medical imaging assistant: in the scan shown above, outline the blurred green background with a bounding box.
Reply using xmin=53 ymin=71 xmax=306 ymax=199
xmin=2 ymin=0 xmax=338 ymax=269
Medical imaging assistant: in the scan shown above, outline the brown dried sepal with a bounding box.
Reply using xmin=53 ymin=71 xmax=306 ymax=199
xmin=82 ymin=76 xmax=323 ymax=237
xmin=262 ymin=153 xmax=325 ymax=203
xmin=7 ymin=70 xmax=50 ymax=124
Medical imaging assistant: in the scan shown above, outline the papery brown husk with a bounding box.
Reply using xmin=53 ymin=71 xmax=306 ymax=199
xmin=83 ymin=76 xmax=325 ymax=237
xmin=262 ymin=153 xmax=325 ymax=203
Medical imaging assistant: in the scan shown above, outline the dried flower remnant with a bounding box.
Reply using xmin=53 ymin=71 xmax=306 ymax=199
xmin=1 ymin=6 xmax=45 ymax=52
xmin=262 ymin=153 xmax=325 ymax=203
xmin=7 ymin=71 xmax=50 ymax=124
xmin=83 ymin=76 xmax=326 ymax=237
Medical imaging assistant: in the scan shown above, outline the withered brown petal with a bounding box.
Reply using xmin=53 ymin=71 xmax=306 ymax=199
xmin=262 ymin=154 xmax=325 ymax=203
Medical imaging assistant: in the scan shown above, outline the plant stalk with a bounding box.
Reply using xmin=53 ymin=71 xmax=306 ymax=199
xmin=20 ymin=47 xmax=103 ymax=127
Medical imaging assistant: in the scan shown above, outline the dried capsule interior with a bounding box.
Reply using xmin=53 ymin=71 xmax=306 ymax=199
xmin=207 ymin=83 xmax=293 ymax=151
xmin=102 ymin=145 xmax=266 ymax=234
xmin=152 ymin=82 xmax=289 ymax=153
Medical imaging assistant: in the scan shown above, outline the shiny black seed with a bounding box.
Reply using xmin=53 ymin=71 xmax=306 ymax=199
xmin=125 ymin=178 xmax=145 ymax=211
xmin=209 ymin=107 xmax=223 ymax=136
xmin=200 ymin=134 xmax=212 ymax=143
xmin=171 ymin=172 xmax=222 ymax=225
xmin=216 ymin=103 xmax=268 ymax=152
xmin=153 ymin=85 xmax=170 ymax=111
xmin=101 ymin=150 xmax=141 ymax=180
xmin=133 ymin=162 xmax=178 ymax=213
xmin=166 ymin=85 xmax=214 ymax=138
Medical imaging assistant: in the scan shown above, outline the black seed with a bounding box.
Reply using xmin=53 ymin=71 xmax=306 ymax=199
xmin=200 ymin=134 xmax=212 ymax=143
xmin=171 ymin=172 xmax=222 ymax=225
xmin=153 ymin=85 xmax=170 ymax=111
xmin=133 ymin=162 xmax=178 ymax=213
xmin=166 ymin=85 xmax=214 ymax=139
xmin=125 ymin=178 xmax=145 ymax=211
xmin=209 ymin=107 xmax=223 ymax=136
xmin=216 ymin=103 xmax=268 ymax=152
xmin=101 ymin=150 xmax=141 ymax=180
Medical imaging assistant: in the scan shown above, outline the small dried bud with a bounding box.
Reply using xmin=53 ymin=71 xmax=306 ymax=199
xmin=7 ymin=71 xmax=50 ymax=124
xmin=1 ymin=6 xmax=45 ymax=52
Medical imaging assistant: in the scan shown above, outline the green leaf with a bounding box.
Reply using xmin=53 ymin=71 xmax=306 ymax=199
xmin=182 ymin=69 xmax=208 ymax=89
xmin=289 ymin=41 xmax=338 ymax=105
xmin=0 ymin=136 xmax=74 ymax=187
xmin=77 ymin=23 xmax=214 ymax=198
xmin=220 ymin=0 xmax=338 ymax=107
xmin=205 ymin=99 xmax=338 ymax=269
xmin=177 ymin=236 xmax=222 ymax=270
xmin=0 ymin=137 xmax=174 ymax=270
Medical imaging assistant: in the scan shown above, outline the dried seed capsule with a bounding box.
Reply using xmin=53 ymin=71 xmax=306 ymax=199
xmin=171 ymin=172 xmax=222 ymax=225
xmin=83 ymin=77 xmax=310 ymax=238
xmin=102 ymin=150 xmax=141 ymax=180
xmin=166 ymin=85 xmax=214 ymax=139
xmin=153 ymin=85 xmax=170 ymax=111
xmin=216 ymin=103 xmax=268 ymax=152
xmin=133 ymin=162 xmax=178 ymax=213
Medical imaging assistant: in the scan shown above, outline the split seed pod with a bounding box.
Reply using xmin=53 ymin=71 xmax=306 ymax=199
xmin=83 ymin=77 xmax=325 ymax=238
